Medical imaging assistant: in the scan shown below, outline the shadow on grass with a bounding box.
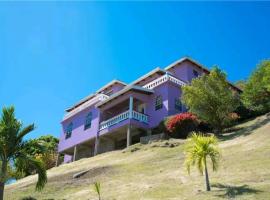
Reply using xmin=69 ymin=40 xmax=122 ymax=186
xmin=219 ymin=114 xmax=270 ymax=141
xmin=212 ymin=183 xmax=262 ymax=198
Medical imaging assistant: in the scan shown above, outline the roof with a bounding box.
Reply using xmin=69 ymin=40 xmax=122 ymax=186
xmin=96 ymin=79 xmax=127 ymax=94
xmin=65 ymin=94 xmax=95 ymax=112
xmin=96 ymin=85 xmax=154 ymax=107
xmin=165 ymin=57 xmax=242 ymax=92
xmin=65 ymin=79 xmax=127 ymax=112
xmin=129 ymin=67 xmax=168 ymax=86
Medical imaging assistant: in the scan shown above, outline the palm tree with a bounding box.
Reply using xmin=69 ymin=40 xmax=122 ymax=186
xmin=0 ymin=106 xmax=47 ymax=200
xmin=93 ymin=182 xmax=101 ymax=200
xmin=184 ymin=132 xmax=220 ymax=191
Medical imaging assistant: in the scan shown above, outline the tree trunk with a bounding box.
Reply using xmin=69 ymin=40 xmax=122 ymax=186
xmin=0 ymin=182 xmax=4 ymax=200
xmin=0 ymin=160 xmax=7 ymax=200
xmin=204 ymin=158 xmax=211 ymax=191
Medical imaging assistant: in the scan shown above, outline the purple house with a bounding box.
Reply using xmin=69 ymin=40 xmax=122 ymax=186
xmin=57 ymin=57 xmax=240 ymax=164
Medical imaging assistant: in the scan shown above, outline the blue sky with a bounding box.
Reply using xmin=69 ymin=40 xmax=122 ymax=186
xmin=0 ymin=2 xmax=269 ymax=139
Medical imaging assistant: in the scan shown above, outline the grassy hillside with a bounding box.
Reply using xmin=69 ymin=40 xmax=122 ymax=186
xmin=6 ymin=114 xmax=270 ymax=200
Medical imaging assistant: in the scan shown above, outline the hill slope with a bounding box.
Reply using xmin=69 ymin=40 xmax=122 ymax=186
xmin=6 ymin=114 xmax=270 ymax=200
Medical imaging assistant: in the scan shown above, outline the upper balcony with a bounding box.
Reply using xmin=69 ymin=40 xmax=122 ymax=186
xmin=99 ymin=110 xmax=148 ymax=131
xmin=143 ymin=73 xmax=186 ymax=89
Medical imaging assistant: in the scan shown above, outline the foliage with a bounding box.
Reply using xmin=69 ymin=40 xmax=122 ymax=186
xmin=241 ymin=60 xmax=270 ymax=114
xmin=184 ymin=132 xmax=221 ymax=191
xmin=234 ymin=80 xmax=246 ymax=90
xmin=166 ymin=113 xmax=198 ymax=138
xmin=93 ymin=181 xmax=101 ymax=200
xmin=22 ymin=135 xmax=59 ymax=173
xmin=0 ymin=106 xmax=47 ymax=200
xmin=182 ymin=67 xmax=239 ymax=134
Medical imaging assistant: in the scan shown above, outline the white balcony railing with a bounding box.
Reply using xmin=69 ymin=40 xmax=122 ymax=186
xmin=99 ymin=110 xmax=148 ymax=131
xmin=132 ymin=110 xmax=148 ymax=123
xmin=143 ymin=74 xmax=186 ymax=90
xmin=63 ymin=94 xmax=109 ymax=120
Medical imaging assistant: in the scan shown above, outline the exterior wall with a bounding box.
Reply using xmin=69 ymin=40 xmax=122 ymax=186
xmin=58 ymin=105 xmax=100 ymax=152
xmin=167 ymin=82 xmax=182 ymax=116
xmin=64 ymin=155 xmax=73 ymax=163
xmin=167 ymin=61 xmax=205 ymax=83
xmin=147 ymin=82 xmax=170 ymax=128
xmin=99 ymin=138 xmax=115 ymax=154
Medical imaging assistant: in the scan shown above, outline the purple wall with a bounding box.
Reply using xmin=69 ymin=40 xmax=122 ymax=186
xmin=167 ymin=61 xmax=204 ymax=83
xmin=58 ymin=104 xmax=100 ymax=152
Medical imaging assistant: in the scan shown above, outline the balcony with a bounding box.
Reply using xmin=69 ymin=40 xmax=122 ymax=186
xmin=143 ymin=74 xmax=186 ymax=89
xmin=99 ymin=110 xmax=148 ymax=131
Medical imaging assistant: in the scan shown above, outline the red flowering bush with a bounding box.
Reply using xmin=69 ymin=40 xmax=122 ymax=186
xmin=166 ymin=112 xmax=199 ymax=138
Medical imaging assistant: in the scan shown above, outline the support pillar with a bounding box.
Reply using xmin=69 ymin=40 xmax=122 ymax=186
xmin=73 ymin=145 xmax=77 ymax=162
xmin=129 ymin=96 xmax=133 ymax=118
xmin=127 ymin=124 xmax=131 ymax=147
xmin=147 ymin=129 xmax=152 ymax=136
xmin=55 ymin=153 xmax=60 ymax=167
xmin=94 ymin=135 xmax=100 ymax=156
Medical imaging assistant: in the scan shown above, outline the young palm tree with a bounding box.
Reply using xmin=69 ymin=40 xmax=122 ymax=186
xmin=184 ymin=132 xmax=220 ymax=191
xmin=93 ymin=181 xmax=101 ymax=200
xmin=0 ymin=106 xmax=47 ymax=200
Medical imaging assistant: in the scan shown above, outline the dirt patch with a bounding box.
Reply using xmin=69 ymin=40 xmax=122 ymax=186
xmin=49 ymin=165 xmax=114 ymax=183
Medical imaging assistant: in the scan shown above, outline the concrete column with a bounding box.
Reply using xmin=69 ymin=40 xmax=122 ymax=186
xmin=55 ymin=153 xmax=60 ymax=167
xmin=73 ymin=145 xmax=77 ymax=162
xmin=129 ymin=96 xmax=133 ymax=118
xmin=127 ymin=124 xmax=131 ymax=147
xmin=147 ymin=129 xmax=152 ymax=136
xmin=94 ymin=135 xmax=100 ymax=156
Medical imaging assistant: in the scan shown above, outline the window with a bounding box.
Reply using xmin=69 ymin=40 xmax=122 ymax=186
xmin=155 ymin=95 xmax=163 ymax=110
xmin=175 ymin=98 xmax=182 ymax=111
xmin=193 ymin=70 xmax=199 ymax=77
xmin=65 ymin=122 xmax=73 ymax=139
xmin=84 ymin=112 xmax=92 ymax=130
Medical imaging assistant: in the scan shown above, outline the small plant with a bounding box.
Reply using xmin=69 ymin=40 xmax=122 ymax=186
xmin=93 ymin=181 xmax=101 ymax=200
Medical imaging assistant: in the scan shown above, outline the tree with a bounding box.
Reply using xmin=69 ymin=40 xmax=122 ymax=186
xmin=242 ymin=60 xmax=270 ymax=114
xmin=184 ymin=132 xmax=221 ymax=191
xmin=182 ymin=67 xmax=239 ymax=134
xmin=0 ymin=106 xmax=47 ymax=200
xmin=234 ymin=80 xmax=246 ymax=90
xmin=22 ymin=135 xmax=59 ymax=173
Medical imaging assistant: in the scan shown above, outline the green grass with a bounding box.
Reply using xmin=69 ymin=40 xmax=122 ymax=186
xmin=6 ymin=113 xmax=270 ymax=200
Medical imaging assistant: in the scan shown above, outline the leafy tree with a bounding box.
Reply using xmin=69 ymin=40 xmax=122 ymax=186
xmin=234 ymin=80 xmax=246 ymax=90
xmin=184 ymin=132 xmax=221 ymax=191
xmin=242 ymin=60 xmax=270 ymax=114
xmin=0 ymin=106 xmax=47 ymax=200
xmin=21 ymin=135 xmax=59 ymax=173
xmin=182 ymin=67 xmax=239 ymax=134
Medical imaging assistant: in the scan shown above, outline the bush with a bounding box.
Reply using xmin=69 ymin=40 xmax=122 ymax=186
xmin=166 ymin=113 xmax=198 ymax=138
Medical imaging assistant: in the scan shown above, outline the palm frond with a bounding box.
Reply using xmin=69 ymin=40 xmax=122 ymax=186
xmin=15 ymin=153 xmax=47 ymax=191
xmin=184 ymin=132 xmax=221 ymax=175
xmin=16 ymin=124 xmax=35 ymax=144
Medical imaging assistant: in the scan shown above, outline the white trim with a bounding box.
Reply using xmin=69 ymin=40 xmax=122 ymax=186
xmin=63 ymin=94 xmax=109 ymax=121
xmin=143 ymin=74 xmax=186 ymax=90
